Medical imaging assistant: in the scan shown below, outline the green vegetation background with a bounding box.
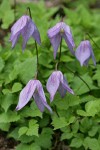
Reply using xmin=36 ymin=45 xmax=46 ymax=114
xmin=0 ymin=0 xmax=100 ymax=149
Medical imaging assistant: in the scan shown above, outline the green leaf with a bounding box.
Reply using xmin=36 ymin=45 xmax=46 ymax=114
xmin=18 ymin=127 xmax=28 ymax=137
xmin=72 ymin=73 xmax=97 ymax=95
xmin=80 ymin=118 xmax=93 ymax=133
xmin=61 ymin=132 xmax=73 ymax=140
xmin=53 ymin=93 xmax=80 ymax=110
xmin=61 ymin=55 xmax=74 ymax=62
xmin=0 ymin=123 xmax=10 ymax=131
xmin=77 ymin=5 xmax=92 ymax=28
xmin=72 ymin=120 xmax=79 ymax=134
xmin=64 ymin=8 xmax=80 ymax=25
xmin=19 ymin=135 xmax=34 ymax=144
xmin=34 ymin=128 xmax=53 ymax=149
xmin=0 ymin=57 xmax=5 ymax=72
xmin=0 ymin=94 xmax=16 ymax=112
xmin=39 ymin=114 xmax=50 ymax=128
xmin=8 ymin=127 xmax=19 ymax=140
xmin=83 ymin=137 xmax=100 ymax=150
xmin=18 ymin=57 xmax=37 ymax=83
xmin=8 ymin=57 xmax=37 ymax=84
xmin=0 ymin=111 xmax=20 ymax=123
xmin=2 ymin=89 xmax=11 ymax=95
xmin=52 ymin=116 xmax=67 ymax=130
xmin=77 ymin=110 xmax=88 ymax=116
xmin=8 ymin=127 xmax=34 ymax=144
xmin=93 ymin=65 xmax=100 ymax=81
xmin=12 ymin=82 xmax=22 ymax=93
xmin=8 ymin=63 xmax=19 ymax=83
xmin=70 ymin=137 xmax=83 ymax=148
xmin=85 ymin=100 xmax=100 ymax=116
xmin=16 ymin=143 xmax=30 ymax=150
xmin=39 ymin=53 xmax=52 ymax=68
xmin=26 ymin=119 xmax=39 ymax=137
xmin=21 ymin=101 xmax=42 ymax=118
xmin=0 ymin=0 xmax=14 ymax=29
xmin=16 ymin=143 xmax=41 ymax=150
xmin=1 ymin=9 xmax=14 ymax=29
xmin=18 ymin=119 xmax=39 ymax=137
xmin=80 ymin=95 xmax=97 ymax=103
xmin=88 ymin=126 xmax=99 ymax=137
xmin=68 ymin=116 xmax=76 ymax=124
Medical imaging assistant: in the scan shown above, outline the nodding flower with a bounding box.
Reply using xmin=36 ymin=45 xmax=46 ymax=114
xmin=10 ymin=15 xmax=41 ymax=50
xmin=75 ymin=40 xmax=96 ymax=66
xmin=46 ymin=71 xmax=74 ymax=102
xmin=16 ymin=79 xmax=52 ymax=113
xmin=47 ymin=22 xmax=75 ymax=59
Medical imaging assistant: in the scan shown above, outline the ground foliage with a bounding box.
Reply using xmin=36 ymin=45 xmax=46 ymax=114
xmin=0 ymin=0 xmax=100 ymax=149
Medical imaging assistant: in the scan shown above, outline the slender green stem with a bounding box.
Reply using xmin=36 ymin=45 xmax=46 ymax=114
xmin=59 ymin=37 xmax=62 ymax=63
xmin=86 ymin=32 xmax=100 ymax=49
xmin=14 ymin=0 xmax=16 ymax=20
xmin=54 ymin=105 xmax=59 ymax=117
xmin=55 ymin=37 xmax=62 ymax=70
xmin=26 ymin=7 xmax=39 ymax=79
xmin=35 ymin=41 xmax=39 ymax=79
xmin=27 ymin=7 xmax=32 ymax=19
xmin=65 ymin=65 xmax=91 ymax=91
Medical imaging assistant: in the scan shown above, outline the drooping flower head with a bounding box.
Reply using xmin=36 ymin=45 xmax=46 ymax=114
xmin=10 ymin=15 xmax=41 ymax=50
xmin=47 ymin=22 xmax=75 ymax=59
xmin=16 ymin=79 xmax=52 ymax=113
xmin=46 ymin=71 xmax=74 ymax=102
xmin=75 ymin=40 xmax=96 ymax=66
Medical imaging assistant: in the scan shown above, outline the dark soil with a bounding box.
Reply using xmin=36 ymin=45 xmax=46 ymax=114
xmin=0 ymin=132 xmax=18 ymax=150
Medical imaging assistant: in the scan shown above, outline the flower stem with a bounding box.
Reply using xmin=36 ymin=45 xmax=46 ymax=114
xmin=86 ymin=32 xmax=100 ymax=49
xmin=65 ymin=66 xmax=91 ymax=91
xmin=55 ymin=37 xmax=62 ymax=70
xmin=59 ymin=37 xmax=62 ymax=63
xmin=26 ymin=7 xmax=39 ymax=79
xmin=27 ymin=7 xmax=32 ymax=19
xmin=14 ymin=0 xmax=16 ymax=21
xmin=35 ymin=40 xmax=39 ymax=79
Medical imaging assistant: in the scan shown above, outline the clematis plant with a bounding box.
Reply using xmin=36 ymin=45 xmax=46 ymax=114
xmin=10 ymin=15 xmax=41 ymax=50
xmin=46 ymin=71 xmax=74 ymax=102
xmin=75 ymin=40 xmax=96 ymax=66
xmin=47 ymin=22 xmax=75 ymax=58
xmin=16 ymin=79 xmax=52 ymax=113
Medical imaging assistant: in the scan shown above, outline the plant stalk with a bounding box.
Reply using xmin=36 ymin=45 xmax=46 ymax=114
xmin=55 ymin=37 xmax=62 ymax=70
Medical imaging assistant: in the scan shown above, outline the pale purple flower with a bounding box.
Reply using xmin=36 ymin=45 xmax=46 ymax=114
xmin=10 ymin=15 xmax=41 ymax=50
xmin=16 ymin=80 xmax=52 ymax=113
xmin=75 ymin=40 xmax=96 ymax=66
xmin=47 ymin=22 xmax=75 ymax=58
xmin=46 ymin=71 xmax=74 ymax=102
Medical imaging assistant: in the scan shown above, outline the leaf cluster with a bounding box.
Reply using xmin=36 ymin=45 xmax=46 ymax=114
xmin=0 ymin=0 xmax=100 ymax=150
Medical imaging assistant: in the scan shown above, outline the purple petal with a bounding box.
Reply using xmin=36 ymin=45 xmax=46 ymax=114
xmin=10 ymin=32 xmax=20 ymax=48
xmin=88 ymin=41 xmax=96 ymax=66
xmin=33 ymin=80 xmax=52 ymax=113
xmin=63 ymin=33 xmax=75 ymax=55
xmin=16 ymin=80 xmax=36 ymax=110
xmin=48 ymin=22 xmax=61 ymax=38
xmin=46 ymin=71 xmax=62 ymax=102
xmin=62 ymin=83 xmax=74 ymax=95
xmin=21 ymin=19 xmax=35 ymax=50
xmin=33 ymin=91 xmax=45 ymax=112
xmin=50 ymin=34 xmax=61 ymax=59
xmin=60 ymin=76 xmax=74 ymax=95
xmin=32 ymin=24 xmax=41 ymax=45
xmin=62 ymin=24 xmax=75 ymax=55
xmin=11 ymin=15 xmax=30 ymax=37
xmin=58 ymin=82 xmax=67 ymax=98
xmin=58 ymin=75 xmax=69 ymax=97
xmin=75 ymin=41 xmax=91 ymax=66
